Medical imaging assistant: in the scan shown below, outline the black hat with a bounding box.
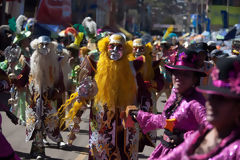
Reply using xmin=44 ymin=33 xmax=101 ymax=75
xmin=189 ymin=42 xmax=208 ymax=54
xmin=165 ymin=48 xmax=206 ymax=77
xmin=210 ymin=49 xmax=228 ymax=59
xmin=197 ymin=57 xmax=240 ymax=98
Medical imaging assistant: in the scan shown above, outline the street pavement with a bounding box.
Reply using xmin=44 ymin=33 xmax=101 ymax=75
xmin=1 ymin=94 xmax=167 ymax=160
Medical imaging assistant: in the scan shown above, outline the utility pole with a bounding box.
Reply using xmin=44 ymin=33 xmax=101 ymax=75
xmin=196 ymin=0 xmax=199 ymax=33
xmin=201 ymin=0 xmax=204 ymax=31
xmin=1 ymin=0 xmax=6 ymax=25
xmin=227 ymin=0 xmax=229 ymax=27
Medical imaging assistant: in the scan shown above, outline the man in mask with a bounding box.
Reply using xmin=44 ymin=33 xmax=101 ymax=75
xmin=27 ymin=36 xmax=67 ymax=159
xmin=89 ymin=34 xmax=139 ymax=159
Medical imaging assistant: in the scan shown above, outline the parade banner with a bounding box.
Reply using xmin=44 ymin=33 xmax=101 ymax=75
xmin=36 ymin=0 xmax=72 ymax=26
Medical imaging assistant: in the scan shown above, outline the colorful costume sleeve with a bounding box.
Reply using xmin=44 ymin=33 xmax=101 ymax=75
xmin=183 ymin=100 xmax=208 ymax=139
xmin=136 ymin=110 xmax=166 ymax=134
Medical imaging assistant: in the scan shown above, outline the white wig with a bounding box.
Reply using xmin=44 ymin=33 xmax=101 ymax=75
xmin=30 ymin=39 xmax=60 ymax=92
xmin=16 ymin=15 xmax=28 ymax=34
xmin=59 ymin=48 xmax=71 ymax=90
xmin=82 ymin=17 xmax=97 ymax=38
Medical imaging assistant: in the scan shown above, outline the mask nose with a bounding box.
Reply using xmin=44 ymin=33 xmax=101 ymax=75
xmin=136 ymin=48 xmax=140 ymax=53
xmin=42 ymin=44 xmax=47 ymax=49
xmin=113 ymin=46 xmax=118 ymax=52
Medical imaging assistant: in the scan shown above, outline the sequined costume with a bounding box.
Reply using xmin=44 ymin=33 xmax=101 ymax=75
xmin=162 ymin=125 xmax=240 ymax=160
xmin=26 ymin=83 xmax=64 ymax=155
xmin=136 ymin=88 xmax=208 ymax=159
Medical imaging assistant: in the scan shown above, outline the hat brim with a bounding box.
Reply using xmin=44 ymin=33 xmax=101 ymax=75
xmin=66 ymin=44 xmax=79 ymax=50
xmin=13 ymin=31 xmax=31 ymax=44
xmin=195 ymin=49 xmax=207 ymax=54
xmin=196 ymin=84 xmax=240 ymax=98
xmin=165 ymin=64 xmax=206 ymax=77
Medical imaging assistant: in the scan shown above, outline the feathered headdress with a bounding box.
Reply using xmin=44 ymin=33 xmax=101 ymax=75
xmin=82 ymin=17 xmax=97 ymax=40
xmin=16 ymin=15 xmax=28 ymax=34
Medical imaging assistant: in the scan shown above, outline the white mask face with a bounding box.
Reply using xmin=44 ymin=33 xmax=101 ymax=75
xmin=133 ymin=46 xmax=144 ymax=58
xmin=38 ymin=43 xmax=50 ymax=55
xmin=108 ymin=44 xmax=123 ymax=61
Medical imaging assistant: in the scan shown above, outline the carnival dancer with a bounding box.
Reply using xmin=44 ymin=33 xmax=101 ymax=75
xmin=127 ymin=48 xmax=208 ymax=159
xmin=162 ymin=56 xmax=240 ymax=160
xmin=88 ymin=34 xmax=138 ymax=159
xmin=1 ymin=41 xmax=30 ymax=126
xmin=57 ymin=46 xmax=98 ymax=146
xmin=26 ymin=36 xmax=66 ymax=159
xmin=129 ymin=38 xmax=164 ymax=151
xmin=189 ymin=42 xmax=214 ymax=86
xmin=57 ymin=61 xmax=98 ymax=146
xmin=152 ymin=40 xmax=162 ymax=61
xmin=158 ymin=40 xmax=177 ymax=100
xmin=11 ymin=30 xmax=32 ymax=125
xmin=58 ymin=29 xmax=101 ymax=146
xmin=0 ymin=68 xmax=20 ymax=160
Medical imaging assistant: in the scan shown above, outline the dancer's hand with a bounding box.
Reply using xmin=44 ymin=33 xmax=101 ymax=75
xmin=120 ymin=106 xmax=138 ymax=129
xmin=77 ymin=77 xmax=98 ymax=99
xmin=8 ymin=73 xmax=17 ymax=80
xmin=126 ymin=105 xmax=139 ymax=122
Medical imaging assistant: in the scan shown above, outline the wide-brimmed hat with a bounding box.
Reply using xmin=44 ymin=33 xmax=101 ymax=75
xmin=109 ymin=34 xmax=125 ymax=45
xmin=165 ymin=48 xmax=206 ymax=77
xmin=189 ymin=42 xmax=208 ymax=54
xmin=197 ymin=57 xmax=240 ymax=98
xmin=66 ymin=43 xmax=79 ymax=50
xmin=133 ymin=38 xmax=144 ymax=47
xmin=210 ymin=49 xmax=228 ymax=59
xmin=13 ymin=30 xmax=31 ymax=44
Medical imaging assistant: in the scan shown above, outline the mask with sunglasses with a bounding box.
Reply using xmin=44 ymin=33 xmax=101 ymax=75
xmin=37 ymin=36 xmax=51 ymax=55
xmin=108 ymin=43 xmax=123 ymax=61
xmin=38 ymin=43 xmax=50 ymax=55
xmin=133 ymin=46 xmax=145 ymax=58
xmin=133 ymin=38 xmax=145 ymax=58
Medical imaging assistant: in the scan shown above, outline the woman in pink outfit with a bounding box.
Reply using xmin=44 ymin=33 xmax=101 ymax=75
xmin=162 ymin=57 xmax=240 ymax=160
xmin=0 ymin=69 xmax=20 ymax=160
xmin=127 ymin=49 xmax=208 ymax=159
xmin=0 ymin=114 xmax=20 ymax=160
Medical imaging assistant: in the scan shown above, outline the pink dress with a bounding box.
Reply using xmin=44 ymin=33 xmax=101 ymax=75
xmin=136 ymin=88 xmax=208 ymax=159
xmin=162 ymin=125 xmax=240 ymax=160
xmin=0 ymin=114 xmax=20 ymax=160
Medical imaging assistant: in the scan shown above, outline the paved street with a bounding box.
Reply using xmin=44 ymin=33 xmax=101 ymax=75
xmin=1 ymin=94 xmax=166 ymax=160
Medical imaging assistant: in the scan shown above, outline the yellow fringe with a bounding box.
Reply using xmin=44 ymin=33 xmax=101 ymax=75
xmin=56 ymin=92 xmax=86 ymax=130
xmin=142 ymin=42 xmax=154 ymax=81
